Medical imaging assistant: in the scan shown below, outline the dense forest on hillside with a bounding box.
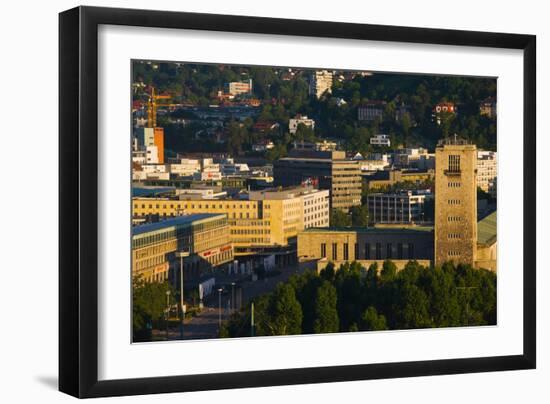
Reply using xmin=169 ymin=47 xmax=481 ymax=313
xmin=132 ymin=61 xmax=497 ymax=156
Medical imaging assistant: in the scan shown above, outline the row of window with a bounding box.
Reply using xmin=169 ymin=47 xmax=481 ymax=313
xmin=447 ymin=215 xmax=463 ymax=222
xmin=448 ymin=181 xmax=461 ymax=188
xmin=231 ymin=228 xmax=271 ymax=235
xmin=320 ymin=242 xmax=416 ymax=260
xmin=447 ymin=199 xmax=462 ymax=205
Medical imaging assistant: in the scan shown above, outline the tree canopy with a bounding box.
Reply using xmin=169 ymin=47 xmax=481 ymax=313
xmin=220 ymin=260 xmax=496 ymax=338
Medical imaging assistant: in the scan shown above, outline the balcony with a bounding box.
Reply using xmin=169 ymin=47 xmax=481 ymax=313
xmin=443 ymin=170 xmax=461 ymax=176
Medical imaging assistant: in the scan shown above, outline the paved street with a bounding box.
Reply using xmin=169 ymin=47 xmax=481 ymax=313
xmin=153 ymin=264 xmax=303 ymax=341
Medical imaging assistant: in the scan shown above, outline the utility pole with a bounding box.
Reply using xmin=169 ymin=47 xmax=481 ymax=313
xmin=218 ymin=288 xmax=223 ymax=332
xmin=165 ymin=290 xmax=171 ymax=341
xmin=251 ymin=302 xmax=255 ymax=337
xmin=176 ymin=251 xmax=189 ymax=340
xmin=231 ymin=282 xmax=235 ymax=312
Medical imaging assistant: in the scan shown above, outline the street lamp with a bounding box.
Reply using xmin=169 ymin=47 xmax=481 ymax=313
xmin=176 ymin=250 xmax=190 ymax=340
xmin=165 ymin=290 xmax=171 ymax=341
xmin=231 ymin=282 xmax=236 ymax=312
xmin=217 ymin=287 xmax=223 ymax=331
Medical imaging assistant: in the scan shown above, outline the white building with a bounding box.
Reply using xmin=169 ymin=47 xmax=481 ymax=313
xmin=301 ymin=188 xmax=331 ymax=228
xmin=249 ymin=186 xmax=330 ymax=229
xmin=193 ymin=170 xmax=222 ymax=181
xmin=309 ymin=70 xmax=333 ymax=99
xmin=169 ymin=159 xmax=201 ymax=176
xmin=289 ymin=115 xmax=315 ymax=135
xmin=175 ymin=188 xmax=228 ymax=200
xmin=360 ymin=158 xmax=390 ymax=172
xmin=252 ymin=140 xmax=275 ymax=152
xmin=477 ymin=150 xmax=497 ymax=196
xmin=145 ymin=145 xmax=159 ymax=164
xmin=393 ymin=148 xmax=431 ymax=168
xmin=219 ymin=158 xmax=249 ymax=175
xmin=370 ymin=134 xmax=391 ymax=147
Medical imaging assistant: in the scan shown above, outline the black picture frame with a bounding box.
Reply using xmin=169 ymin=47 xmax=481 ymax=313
xmin=59 ymin=5 xmax=536 ymax=398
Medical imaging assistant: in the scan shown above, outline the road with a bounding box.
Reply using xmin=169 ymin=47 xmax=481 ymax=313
xmin=153 ymin=264 xmax=303 ymax=341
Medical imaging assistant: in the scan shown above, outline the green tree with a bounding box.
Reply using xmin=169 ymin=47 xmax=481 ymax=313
xmin=269 ymin=283 xmax=303 ymax=335
xmin=360 ymin=306 xmax=388 ymax=331
xmin=330 ymin=208 xmax=352 ymax=227
xmin=380 ymin=260 xmax=397 ymax=282
xmin=313 ymin=281 xmax=340 ymax=333
xmin=132 ymin=276 xmax=174 ymax=342
xmin=350 ymin=204 xmax=369 ymax=227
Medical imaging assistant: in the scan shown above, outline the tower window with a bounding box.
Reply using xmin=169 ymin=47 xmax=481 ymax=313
xmin=448 ymin=155 xmax=461 ymax=172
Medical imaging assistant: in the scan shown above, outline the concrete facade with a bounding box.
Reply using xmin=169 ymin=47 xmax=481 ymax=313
xmin=297 ymin=227 xmax=434 ymax=263
xmin=273 ymin=150 xmax=362 ymax=212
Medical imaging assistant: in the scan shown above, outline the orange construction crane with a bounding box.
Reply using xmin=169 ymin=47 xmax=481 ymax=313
xmin=146 ymin=87 xmax=173 ymax=128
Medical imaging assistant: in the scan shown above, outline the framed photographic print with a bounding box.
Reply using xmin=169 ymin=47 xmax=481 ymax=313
xmin=59 ymin=6 xmax=536 ymax=398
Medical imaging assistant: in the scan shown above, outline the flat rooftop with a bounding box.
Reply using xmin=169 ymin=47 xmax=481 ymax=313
xmin=132 ymin=186 xmax=175 ymax=197
xmin=132 ymin=213 xmax=226 ymax=236
xmin=302 ymin=226 xmax=434 ymax=234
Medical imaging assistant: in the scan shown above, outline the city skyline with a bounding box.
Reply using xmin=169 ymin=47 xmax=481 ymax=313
xmin=131 ymin=60 xmax=497 ymax=342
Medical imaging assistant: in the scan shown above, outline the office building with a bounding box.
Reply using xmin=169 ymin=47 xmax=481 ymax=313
xmin=273 ymin=150 xmax=362 ymax=212
xmin=367 ymin=191 xmax=431 ymax=225
xmin=364 ymin=169 xmax=435 ymax=190
xmin=132 ymin=214 xmax=233 ymax=282
xmin=297 ymin=227 xmax=434 ymax=273
xmin=132 ymin=186 xmax=329 ymax=256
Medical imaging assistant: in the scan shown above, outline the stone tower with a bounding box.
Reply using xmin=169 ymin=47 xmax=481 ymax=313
xmin=434 ymin=137 xmax=477 ymax=267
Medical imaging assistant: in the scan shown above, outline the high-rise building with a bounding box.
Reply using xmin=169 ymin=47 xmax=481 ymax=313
xmin=273 ymin=150 xmax=362 ymax=212
xmin=434 ymin=137 xmax=478 ymax=267
xmin=153 ymin=127 xmax=165 ymax=164
xmin=136 ymin=127 xmax=165 ymax=164
xmin=309 ymin=70 xmax=333 ymax=99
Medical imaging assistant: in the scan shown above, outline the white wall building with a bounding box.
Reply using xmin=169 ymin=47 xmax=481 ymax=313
xmin=145 ymin=145 xmax=159 ymax=164
xmin=289 ymin=115 xmax=315 ymax=134
xmin=370 ymin=134 xmax=391 ymax=147
xmin=477 ymin=150 xmax=497 ymax=196
xmin=249 ymin=186 xmax=330 ymax=229
xmin=169 ymin=159 xmax=201 ymax=176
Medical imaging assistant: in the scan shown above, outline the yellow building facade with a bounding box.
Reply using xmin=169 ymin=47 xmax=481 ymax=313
xmin=434 ymin=139 xmax=478 ymax=267
xmin=132 ymin=187 xmax=328 ymax=255
xmin=132 ymin=214 xmax=233 ymax=282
